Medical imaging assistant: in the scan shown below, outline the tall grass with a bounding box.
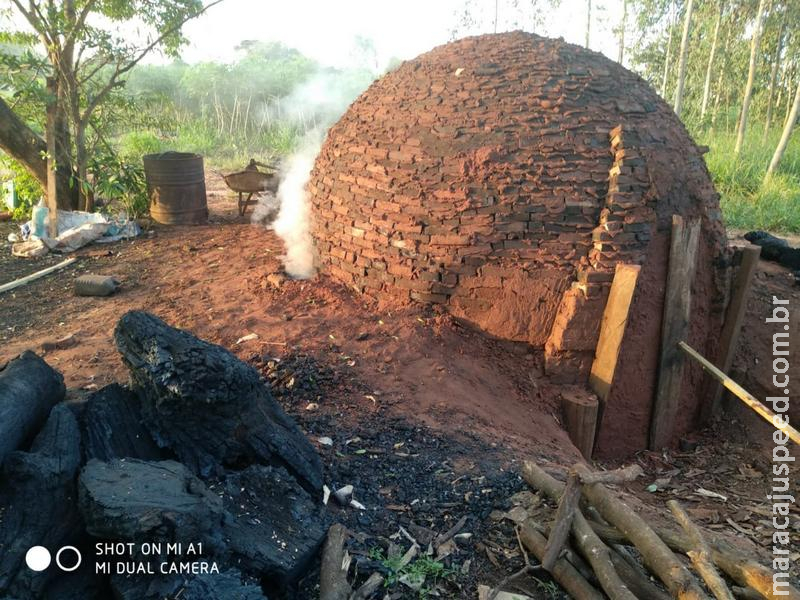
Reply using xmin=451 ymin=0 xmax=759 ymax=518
xmin=697 ymin=127 xmax=800 ymax=233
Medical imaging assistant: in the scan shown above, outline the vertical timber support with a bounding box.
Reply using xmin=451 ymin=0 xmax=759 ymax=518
xmin=704 ymin=245 xmax=761 ymax=418
xmin=561 ymin=389 xmax=599 ymax=459
xmin=649 ymin=215 xmax=701 ymax=450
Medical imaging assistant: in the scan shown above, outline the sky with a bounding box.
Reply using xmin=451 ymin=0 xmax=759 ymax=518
xmin=177 ymin=0 xmax=629 ymax=70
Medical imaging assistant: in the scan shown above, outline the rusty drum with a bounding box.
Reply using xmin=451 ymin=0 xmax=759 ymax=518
xmin=143 ymin=152 xmax=208 ymax=225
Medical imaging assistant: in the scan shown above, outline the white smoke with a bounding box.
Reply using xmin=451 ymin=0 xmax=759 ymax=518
xmin=266 ymin=68 xmax=376 ymax=279
xmin=272 ymin=133 xmax=321 ymax=279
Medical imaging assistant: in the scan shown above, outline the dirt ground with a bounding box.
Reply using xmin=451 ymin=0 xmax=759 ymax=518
xmin=1 ymin=176 xmax=798 ymax=598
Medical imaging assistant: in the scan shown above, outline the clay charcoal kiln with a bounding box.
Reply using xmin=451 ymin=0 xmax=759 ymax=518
xmin=308 ymin=32 xmax=729 ymax=454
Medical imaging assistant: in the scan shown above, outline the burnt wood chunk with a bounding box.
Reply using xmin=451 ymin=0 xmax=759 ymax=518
xmin=113 ymin=311 xmax=323 ymax=491
xmin=744 ymin=230 xmax=800 ymax=270
xmin=110 ymin=569 xmax=266 ymax=600
xmin=0 ymin=405 xmax=83 ymax=599
xmin=220 ymin=466 xmax=327 ymax=587
xmin=78 ymin=459 xmax=223 ymax=544
xmin=83 ymin=384 xmax=162 ymax=461
xmin=0 ymin=351 xmax=65 ymax=467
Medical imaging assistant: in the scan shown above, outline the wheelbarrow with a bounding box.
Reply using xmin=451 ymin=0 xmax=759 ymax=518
xmin=223 ymin=159 xmax=279 ymax=217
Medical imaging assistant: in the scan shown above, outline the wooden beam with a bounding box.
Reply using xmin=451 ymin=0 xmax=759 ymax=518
xmin=0 ymin=257 xmax=77 ymax=295
xmin=650 ymin=215 xmax=701 ymax=450
xmin=705 ymin=245 xmax=761 ymax=418
xmin=589 ymin=263 xmax=641 ymax=401
xmin=679 ymin=341 xmax=800 ymax=445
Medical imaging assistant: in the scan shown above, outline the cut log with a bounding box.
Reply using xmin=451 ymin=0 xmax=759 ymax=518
xmin=608 ymin=546 xmax=671 ymax=600
xmin=83 ymin=384 xmax=162 ymax=461
xmin=650 ymin=215 xmax=701 ymax=449
xmin=320 ymin=524 xmax=352 ymax=600
xmin=560 ymin=389 xmax=599 ymax=459
xmin=588 ymin=520 xmax=800 ymax=600
xmin=542 ymin=470 xmax=581 ymax=571
xmin=220 ymin=465 xmax=327 ymax=588
xmin=0 ymin=405 xmax=83 ymax=600
xmin=114 ymin=311 xmax=323 ymax=491
xmin=0 ymin=351 xmax=65 ymax=467
xmin=78 ymin=459 xmax=224 ymax=543
xmin=668 ymin=500 xmax=734 ymax=600
xmin=518 ymin=521 xmax=604 ymax=600
xmin=571 ymin=463 xmax=708 ymax=599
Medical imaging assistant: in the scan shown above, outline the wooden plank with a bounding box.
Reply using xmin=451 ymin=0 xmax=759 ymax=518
xmin=679 ymin=341 xmax=800 ymax=445
xmin=704 ymin=245 xmax=761 ymax=418
xmin=0 ymin=257 xmax=77 ymax=295
xmin=649 ymin=215 xmax=701 ymax=450
xmin=560 ymin=389 xmax=599 ymax=459
xmin=589 ymin=263 xmax=641 ymax=401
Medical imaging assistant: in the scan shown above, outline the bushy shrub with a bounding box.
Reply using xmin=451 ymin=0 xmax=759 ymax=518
xmin=0 ymin=154 xmax=43 ymax=220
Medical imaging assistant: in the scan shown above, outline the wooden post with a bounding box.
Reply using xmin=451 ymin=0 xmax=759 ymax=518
xmin=704 ymin=245 xmax=761 ymax=418
xmin=589 ymin=263 xmax=641 ymax=401
xmin=650 ymin=215 xmax=701 ymax=450
xmin=561 ymin=389 xmax=599 ymax=459
xmin=45 ymin=76 xmax=60 ymax=239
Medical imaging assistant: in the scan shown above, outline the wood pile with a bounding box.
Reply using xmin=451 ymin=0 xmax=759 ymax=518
xmin=484 ymin=460 xmax=800 ymax=600
xmin=0 ymin=311 xmax=327 ymax=599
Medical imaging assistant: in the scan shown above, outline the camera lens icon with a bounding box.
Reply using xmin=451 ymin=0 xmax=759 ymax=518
xmin=25 ymin=546 xmax=82 ymax=572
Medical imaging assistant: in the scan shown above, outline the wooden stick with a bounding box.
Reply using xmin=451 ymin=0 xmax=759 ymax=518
xmin=587 ymin=520 xmax=800 ymax=600
xmin=650 ymin=215 xmax=701 ymax=449
xmin=0 ymin=257 xmax=77 ymax=294
xmin=518 ymin=521 xmax=605 ymax=600
xmin=608 ymin=545 xmax=672 ymax=600
xmin=571 ymin=464 xmax=709 ymax=599
xmin=668 ymin=500 xmax=735 ymax=600
xmin=679 ymin=341 xmax=800 ymax=445
xmin=706 ymin=245 xmax=761 ymax=417
xmin=349 ymin=573 xmax=383 ymax=600
xmin=320 ymin=524 xmax=352 ymax=600
xmin=542 ymin=470 xmax=581 ymax=571
xmin=578 ymin=464 xmax=643 ymax=486
xmin=526 ymin=463 xmax=639 ymax=600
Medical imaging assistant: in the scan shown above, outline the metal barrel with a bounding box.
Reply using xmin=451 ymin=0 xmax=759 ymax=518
xmin=143 ymin=152 xmax=208 ymax=225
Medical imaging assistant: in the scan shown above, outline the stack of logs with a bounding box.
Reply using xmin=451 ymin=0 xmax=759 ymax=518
xmin=0 ymin=311 xmax=327 ymax=600
xmin=505 ymin=461 xmax=799 ymax=600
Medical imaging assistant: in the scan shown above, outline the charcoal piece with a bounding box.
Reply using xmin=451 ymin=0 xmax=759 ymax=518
xmin=110 ymin=569 xmax=266 ymax=600
xmin=83 ymin=384 xmax=162 ymax=461
xmin=0 ymin=351 xmax=65 ymax=467
xmin=114 ymin=311 xmax=322 ymax=491
xmin=0 ymin=405 xmax=83 ymax=599
xmin=744 ymin=231 xmax=800 ymax=270
xmin=221 ymin=465 xmax=326 ymax=587
xmin=78 ymin=459 xmax=223 ymax=543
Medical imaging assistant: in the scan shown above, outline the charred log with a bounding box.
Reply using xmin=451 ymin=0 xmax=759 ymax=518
xmin=113 ymin=311 xmax=323 ymax=491
xmin=744 ymin=231 xmax=800 ymax=270
xmin=219 ymin=465 xmax=327 ymax=589
xmin=83 ymin=384 xmax=162 ymax=462
xmin=0 ymin=405 xmax=83 ymax=599
xmin=78 ymin=459 xmax=223 ymax=545
xmin=0 ymin=351 xmax=65 ymax=467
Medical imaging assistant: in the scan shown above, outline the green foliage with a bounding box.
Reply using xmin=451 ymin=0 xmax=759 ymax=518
xmin=118 ymin=131 xmax=166 ymax=162
xmin=0 ymin=154 xmax=43 ymax=220
xmin=89 ymin=151 xmax=149 ymax=219
xmin=368 ymin=547 xmax=456 ymax=599
xmin=698 ymin=128 xmax=800 ymax=233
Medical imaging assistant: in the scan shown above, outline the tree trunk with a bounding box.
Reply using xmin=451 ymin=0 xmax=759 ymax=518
xmin=765 ymin=78 xmax=800 ymax=180
xmin=617 ymin=0 xmax=628 ymax=63
xmin=75 ymin=122 xmax=91 ymax=212
xmin=585 ymin=0 xmax=592 ymax=48
xmin=734 ymin=0 xmax=768 ymax=155
xmin=45 ymin=77 xmax=61 ymax=236
xmin=661 ymin=1 xmax=676 ymax=98
xmin=764 ymin=11 xmax=787 ymax=139
xmin=0 ymin=97 xmax=48 ymax=185
xmin=673 ymin=0 xmax=696 ymax=117
xmin=701 ymin=0 xmax=724 ymax=120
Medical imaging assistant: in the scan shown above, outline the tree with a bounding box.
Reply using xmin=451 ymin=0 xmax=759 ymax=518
xmin=672 ymin=0 xmax=696 ymax=117
xmin=2 ymin=0 xmax=222 ymax=213
xmin=734 ymin=0 xmax=767 ymax=154
xmin=763 ymin=5 xmax=787 ymax=138
xmin=661 ymin=0 xmax=675 ymax=97
xmin=585 ymin=0 xmax=592 ymax=48
xmin=700 ymin=0 xmax=724 ymax=120
xmin=765 ymin=77 xmax=799 ymax=180
xmin=617 ymin=0 xmax=628 ymax=63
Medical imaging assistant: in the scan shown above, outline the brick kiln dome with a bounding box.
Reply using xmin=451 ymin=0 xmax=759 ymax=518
xmin=308 ymin=32 xmax=728 ymax=452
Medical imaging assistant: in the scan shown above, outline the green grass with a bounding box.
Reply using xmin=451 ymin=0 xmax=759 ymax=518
xmin=697 ymin=127 xmax=800 ymax=234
